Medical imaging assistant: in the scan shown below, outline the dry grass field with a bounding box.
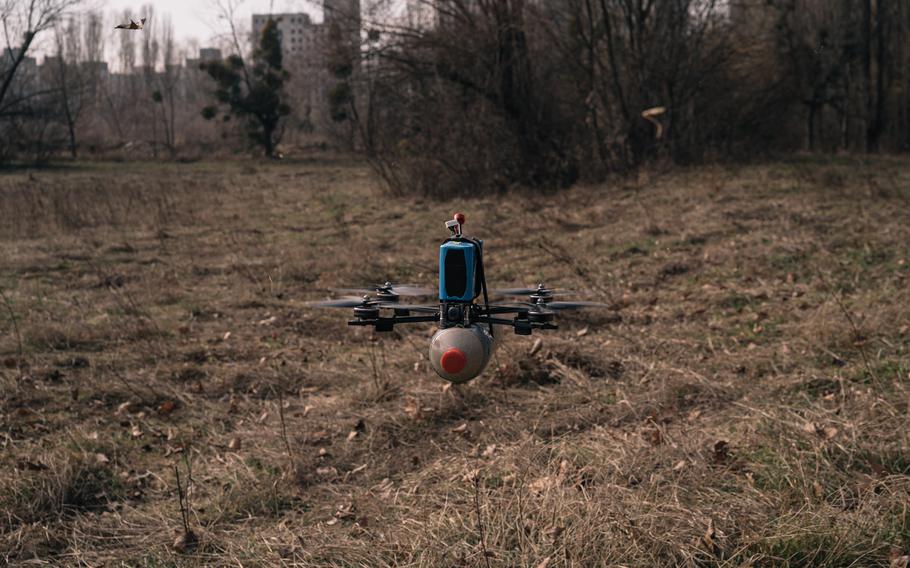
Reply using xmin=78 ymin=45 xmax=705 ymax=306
xmin=1 ymin=156 xmax=909 ymax=567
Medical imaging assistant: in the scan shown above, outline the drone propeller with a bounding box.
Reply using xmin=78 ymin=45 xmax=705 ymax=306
xmin=304 ymin=296 xmax=374 ymax=309
xmin=304 ymin=296 xmax=438 ymax=314
xmin=333 ymin=282 xmax=434 ymax=298
xmin=545 ymin=301 xmax=610 ymax=310
xmin=506 ymin=300 xmax=610 ymax=312
xmin=388 ymin=304 xmax=439 ymax=314
xmin=491 ymin=284 xmax=575 ymax=297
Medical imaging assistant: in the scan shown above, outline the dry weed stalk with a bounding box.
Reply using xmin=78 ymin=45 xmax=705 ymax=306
xmin=0 ymin=287 xmax=24 ymax=379
xmin=83 ymin=255 xmax=160 ymax=335
xmin=473 ymin=474 xmax=493 ymax=568
xmin=366 ymin=333 xmax=393 ymax=399
xmin=109 ymin=363 xmax=160 ymax=405
xmin=815 ymin=270 xmax=882 ymax=389
xmin=276 ymin=381 xmax=295 ymax=476
xmin=173 ymin=459 xmax=198 ymax=553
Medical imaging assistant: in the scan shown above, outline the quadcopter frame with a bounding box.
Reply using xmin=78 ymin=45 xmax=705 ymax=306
xmin=347 ymin=302 xmax=559 ymax=335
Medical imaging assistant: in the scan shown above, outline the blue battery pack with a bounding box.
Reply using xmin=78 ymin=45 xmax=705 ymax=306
xmin=439 ymin=239 xmax=481 ymax=302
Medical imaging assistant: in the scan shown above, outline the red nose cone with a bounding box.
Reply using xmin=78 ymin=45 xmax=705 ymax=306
xmin=454 ymin=212 xmax=465 ymax=225
xmin=441 ymin=348 xmax=467 ymax=374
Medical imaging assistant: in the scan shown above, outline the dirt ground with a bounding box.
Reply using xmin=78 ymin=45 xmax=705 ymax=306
xmin=1 ymin=156 xmax=909 ymax=567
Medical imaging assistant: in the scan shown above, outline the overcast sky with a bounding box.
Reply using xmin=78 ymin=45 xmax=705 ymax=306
xmin=117 ymin=0 xmax=318 ymax=39
xmin=64 ymin=0 xmax=322 ymax=56
xmin=22 ymin=0 xmax=405 ymax=62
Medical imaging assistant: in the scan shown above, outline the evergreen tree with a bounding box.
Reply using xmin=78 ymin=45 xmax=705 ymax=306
xmin=201 ymin=19 xmax=291 ymax=157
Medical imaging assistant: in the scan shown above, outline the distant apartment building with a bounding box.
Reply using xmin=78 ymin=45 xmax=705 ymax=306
xmin=251 ymin=1 xmax=362 ymax=133
xmin=2 ymin=47 xmax=38 ymax=92
xmin=183 ymin=47 xmax=223 ymax=102
xmin=406 ymin=0 xmax=440 ymax=29
xmin=252 ymin=13 xmax=323 ymax=61
xmin=199 ymin=48 xmax=222 ymax=62
xmin=185 ymin=47 xmax=222 ymax=71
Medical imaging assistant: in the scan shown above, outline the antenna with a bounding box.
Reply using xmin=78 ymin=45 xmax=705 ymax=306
xmin=445 ymin=212 xmax=464 ymax=237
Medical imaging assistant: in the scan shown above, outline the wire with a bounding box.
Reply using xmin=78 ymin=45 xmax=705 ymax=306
xmin=473 ymin=238 xmax=494 ymax=337
xmin=444 ymin=236 xmax=494 ymax=337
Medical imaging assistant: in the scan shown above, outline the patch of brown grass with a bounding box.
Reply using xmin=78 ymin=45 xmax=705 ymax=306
xmin=0 ymin=156 xmax=909 ymax=566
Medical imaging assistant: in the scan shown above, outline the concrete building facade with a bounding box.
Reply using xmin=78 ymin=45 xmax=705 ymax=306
xmin=251 ymin=1 xmax=362 ymax=135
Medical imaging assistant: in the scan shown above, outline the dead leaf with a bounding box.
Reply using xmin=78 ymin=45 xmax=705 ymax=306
xmin=316 ymin=466 xmax=338 ymax=478
xmin=528 ymin=475 xmax=560 ymax=493
xmin=804 ymin=422 xmax=838 ymax=440
xmin=712 ymin=440 xmax=729 ymax=464
xmin=482 ymin=444 xmax=496 ymax=457
xmin=576 ymin=327 xmax=589 ymax=337
xmin=374 ymin=477 xmax=395 ymax=499
xmin=642 ymin=106 xmax=667 ymax=117
xmin=403 ymin=397 xmax=420 ymax=419
xmin=535 ymin=556 xmax=551 ymax=568
xmin=95 ymin=453 xmax=110 ymax=464
xmin=222 ymin=331 xmax=231 ymax=341
xmin=130 ymin=425 xmax=143 ymax=439
xmin=157 ymin=400 xmax=177 ymax=416
xmin=228 ymin=436 xmax=242 ymax=450
xmin=451 ymin=423 xmax=468 ymax=434
xmin=529 ymin=338 xmax=543 ymax=356
xmin=173 ymin=529 xmax=198 ymax=554
xmin=334 ymin=504 xmax=355 ymax=520
xmin=812 ymin=480 xmax=824 ymax=498
xmin=545 ymin=526 xmax=565 ymax=540
xmin=115 ymin=401 xmax=133 ymax=416
xmin=164 ymin=445 xmax=184 ymax=457
xmin=16 ymin=460 xmax=48 ymax=471
xmin=702 ymin=518 xmax=719 ymax=555
xmin=890 ymin=546 xmax=909 ymax=568
xmin=644 ymin=428 xmax=662 ymax=446
xmin=673 ymin=460 xmax=686 ymax=471
xmin=346 ymin=430 xmax=358 ymax=441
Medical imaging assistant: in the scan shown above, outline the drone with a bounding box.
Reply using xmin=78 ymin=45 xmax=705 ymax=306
xmin=307 ymin=213 xmax=606 ymax=383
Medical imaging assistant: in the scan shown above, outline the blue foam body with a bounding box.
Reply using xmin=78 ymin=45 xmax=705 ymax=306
xmin=439 ymin=240 xmax=480 ymax=302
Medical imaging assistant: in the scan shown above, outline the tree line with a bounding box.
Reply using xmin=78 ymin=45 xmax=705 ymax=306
xmin=0 ymin=1 xmax=295 ymax=162
xmin=345 ymin=0 xmax=910 ymax=196
xmin=2 ymin=0 xmax=909 ymax=198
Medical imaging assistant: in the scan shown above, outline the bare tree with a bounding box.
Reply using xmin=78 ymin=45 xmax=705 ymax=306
xmin=0 ymin=0 xmax=82 ymax=113
xmin=154 ymin=15 xmax=180 ymax=154
xmin=51 ymin=16 xmax=86 ymax=157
